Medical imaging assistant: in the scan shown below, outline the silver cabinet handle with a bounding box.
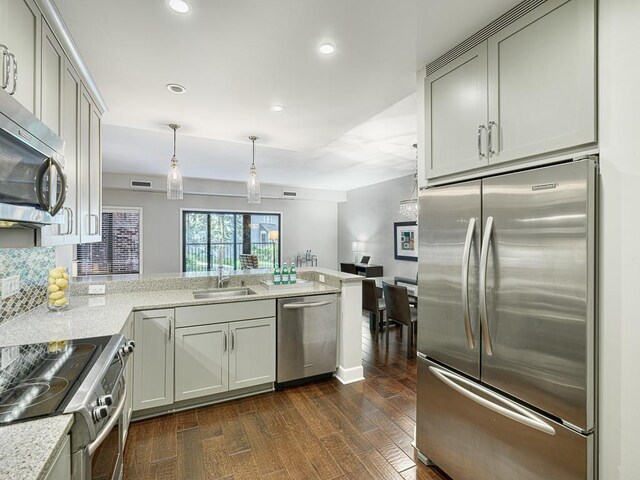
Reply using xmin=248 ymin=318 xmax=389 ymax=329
xmin=479 ymin=216 xmax=494 ymax=356
xmin=223 ymin=331 xmax=228 ymax=351
xmin=477 ymin=125 xmax=487 ymax=159
xmin=488 ymin=121 xmax=497 ymax=157
xmin=231 ymin=331 xmax=235 ymax=351
xmin=8 ymin=52 xmax=16 ymax=96
xmin=0 ymin=45 xmax=8 ymax=89
xmin=429 ymin=365 xmax=555 ymax=436
xmin=168 ymin=317 xmax=173 ymax=342
xmin=461 ymin=217 xmax=476 ymax=350
xmin=66 ymin=208 xmax=74 ymax=235
xmin=89 ymin=213 xmax=100 ymax=235
xmin=282 ymin=300 xmax=332 ymax=309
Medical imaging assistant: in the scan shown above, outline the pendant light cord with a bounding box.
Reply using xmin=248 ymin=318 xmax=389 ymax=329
xmin=173 ymin=127 xmax=177 ymax=157
xmin=252 ymin=138 xmax=256 ymax=166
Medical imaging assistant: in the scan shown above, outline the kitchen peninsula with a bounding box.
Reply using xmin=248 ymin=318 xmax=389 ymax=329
xmin=0 ymin=267 xmax=363 ymax=480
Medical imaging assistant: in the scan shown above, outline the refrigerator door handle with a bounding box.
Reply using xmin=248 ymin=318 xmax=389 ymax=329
xmin=461 ymin=217 xmax=476 ymax=350
xmin=429 ymin=365 xmax=556 ymax=436
xmin=479 ymin=216 xmax=494 ymax=356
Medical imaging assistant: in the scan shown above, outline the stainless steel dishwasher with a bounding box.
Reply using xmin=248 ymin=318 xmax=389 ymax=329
xmin=276 ymin=294 xmax=338 ymax=386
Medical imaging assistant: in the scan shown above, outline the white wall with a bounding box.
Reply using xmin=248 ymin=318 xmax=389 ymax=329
xmin=598 ymin=1 xmax=640 ymax=478
xmin=101 ymin=188 xmax=339 ymax=274
xmin=338 ymin=174 xmax=418 ymax=279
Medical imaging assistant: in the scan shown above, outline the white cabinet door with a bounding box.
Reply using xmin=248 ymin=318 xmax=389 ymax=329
xmin=228 ymin=317 xmax=275 ymax=391
xmin=43 ymin=435 xmax=70 ymax=480
xmin=79 ymin=87 xmax=101 ymax=243
xmin=0 ymin=0 xmax=40 ymax=114
xmin=40 ymin=21 xmax=63 ymax=136
xmin=61 ymin=60 xmax=80 ymax=244
xmin=175 ymin=323 xmax=229 ymax=401
xmin=133 ymin=309 xmax=175 ymax=411
xmin=38 ymin=24 xmax=71 ymax=247
xmin=425 ymin=44 xmax=488 ymax=179
xmin=487 ymin=0 xmax=596 ymax=164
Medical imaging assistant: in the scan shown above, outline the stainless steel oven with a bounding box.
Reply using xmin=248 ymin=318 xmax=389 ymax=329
xmin=65 ymin=336 xmax=135 ymax=480
xmin=0 ymin=89 xmax=66 ymax=226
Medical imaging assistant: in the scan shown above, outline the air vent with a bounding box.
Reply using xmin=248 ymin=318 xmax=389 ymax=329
xmin=131 ymin=180 xmax=152 ymax=189
xmin=282 ymin=191 xmax=297 ymax=198
xmin=425 ymin=0 xmax=546 ymax=77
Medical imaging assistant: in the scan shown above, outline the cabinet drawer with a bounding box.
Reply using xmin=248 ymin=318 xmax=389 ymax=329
xmin=175 ymin=299 xmax=276 ymax=328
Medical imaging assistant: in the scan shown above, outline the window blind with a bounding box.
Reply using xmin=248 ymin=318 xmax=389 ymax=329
xmin=77 ymin=210 xmax=141 ymax=275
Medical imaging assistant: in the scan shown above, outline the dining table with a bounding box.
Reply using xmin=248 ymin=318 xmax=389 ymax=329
xmin=373 ymin=276 xmax=418 ymax=300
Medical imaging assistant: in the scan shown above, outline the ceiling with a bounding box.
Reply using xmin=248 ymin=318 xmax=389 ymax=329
xmin=54 ymin=0 xmax=522 ymax=191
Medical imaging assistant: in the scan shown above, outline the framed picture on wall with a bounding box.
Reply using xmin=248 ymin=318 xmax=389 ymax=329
xmin=394 ymin=221 xmax=418 ymax=262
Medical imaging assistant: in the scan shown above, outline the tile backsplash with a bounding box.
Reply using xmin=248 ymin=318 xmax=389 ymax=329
xmin=0 ymin=248 xmax=55 ymax=326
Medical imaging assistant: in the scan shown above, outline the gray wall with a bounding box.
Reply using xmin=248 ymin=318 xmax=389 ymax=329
xmin=102 ymin=189 xmax=338 ymax=274
xmin=338 ymin=175 xmax=418 ymax=279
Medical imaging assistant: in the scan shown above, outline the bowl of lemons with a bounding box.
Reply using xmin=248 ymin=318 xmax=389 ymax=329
xmin=48 ymin=266 xmax=70 ymax=311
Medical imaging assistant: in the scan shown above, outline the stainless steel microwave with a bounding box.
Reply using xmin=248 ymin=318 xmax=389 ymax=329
xmin=0 ymin=89 xmax=66 ymax=227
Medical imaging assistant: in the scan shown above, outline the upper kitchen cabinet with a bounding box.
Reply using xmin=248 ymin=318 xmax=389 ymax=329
xmin=0 ymin=0 xmax=41 ymax=114
xmin=40 ymin=21 xmax=63 ymax=136
xmin=421 ymin=0 xmax=596 ymax=181
xmin=424 ymin=44 xmax=488 ymax=179
xmin=487 ymin=0 xmax=596 ymax=164
xmin=79 ymin=86 xmax=102 ymax=243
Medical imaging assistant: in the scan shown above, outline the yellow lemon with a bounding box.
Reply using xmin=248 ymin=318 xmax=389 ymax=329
xmin=48 ymin=276 xmax=57 ymax=284
xmin=53 ymin=297 xmax=68 ymax=307
xmin=55 ymin=278 xmax=69 ymax=289
xmin=49 ymin=291 xmax=65 ymax=301
xmin=48 ymin=284 xmax=60 ymax=293
xmin=49 ymin=270 xmax=62 ymax=279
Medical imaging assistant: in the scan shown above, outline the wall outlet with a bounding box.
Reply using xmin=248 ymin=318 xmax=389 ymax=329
xmin=1 ymin=275 xmax=20 ymax=299
xmin=319 ymin=274 xmax=325 ymax=283
xmin=88 ymin=284 xmax=106 ymax=295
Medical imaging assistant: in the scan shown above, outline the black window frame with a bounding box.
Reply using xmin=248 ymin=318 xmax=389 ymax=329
xmin=181 ymin=210 xmax=282 ymax=272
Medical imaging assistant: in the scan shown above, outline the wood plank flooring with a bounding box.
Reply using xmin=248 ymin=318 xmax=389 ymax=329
xmin=123 ymin=317 xmax=450 ymax=480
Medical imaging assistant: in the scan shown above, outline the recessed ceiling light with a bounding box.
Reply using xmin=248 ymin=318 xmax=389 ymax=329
xmin=167 ymin=83 xmax=186 ymax=94
xmin=318 ymin=43 xmax=336 ymax=55
xmin=270 ymin=105 xmax=285 ymax=113
xmin=168 ymin=0 xmax=190 ymax=14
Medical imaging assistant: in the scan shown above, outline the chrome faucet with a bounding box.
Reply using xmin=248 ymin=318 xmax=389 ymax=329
xmin=216 ymin=265 xmax=230 ymax=288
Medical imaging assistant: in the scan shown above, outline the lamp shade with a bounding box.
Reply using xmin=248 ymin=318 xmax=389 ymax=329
xmin=352 ymin=241 xmax=362 ymax=252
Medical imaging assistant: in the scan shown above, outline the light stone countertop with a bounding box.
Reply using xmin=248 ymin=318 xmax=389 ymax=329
xmin=0 ymin=415 xmax=74 ymax=480
xmin=0 ymin=276 xmax=344 ymax=480
xmin=0 ymin=280 xmax=341 ymax=347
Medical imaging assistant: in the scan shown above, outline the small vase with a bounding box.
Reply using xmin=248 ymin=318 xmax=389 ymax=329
xmin=47 ymin=266 xmax=70 ymax=311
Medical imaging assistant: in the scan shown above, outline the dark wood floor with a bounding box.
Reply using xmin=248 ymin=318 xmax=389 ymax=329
xmin=123 ymin=317 xmax=449 ymax=480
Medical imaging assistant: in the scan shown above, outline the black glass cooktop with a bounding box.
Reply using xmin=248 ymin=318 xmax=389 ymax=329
xmin=0 ymin=336 xmax=111 ymax=425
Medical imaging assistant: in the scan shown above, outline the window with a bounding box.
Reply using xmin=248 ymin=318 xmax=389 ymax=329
xmin=77 ymin=207 xmax=142 ymax=275
xmin=182 ymin=211 xmax=281 ymax=272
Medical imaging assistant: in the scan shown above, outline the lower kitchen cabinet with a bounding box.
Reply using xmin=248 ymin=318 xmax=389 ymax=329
xmin=229 ymin=318 xmax=275 ymax=390
xmin=44 ymin=435 xmax=70 ymax=480
xmin=132 ymin=309 xmax=175 ymax=411
xmin=175 ymin=323 xmax=228 ymax=401
xmin=133 ymin=301 xmax=276 ymax=414
xmin=174 ymin=317 xmax=276 ymax=401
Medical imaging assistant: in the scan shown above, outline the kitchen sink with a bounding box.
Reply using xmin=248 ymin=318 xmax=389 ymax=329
xmin=193 ymin=288 xmax=257 ymax=299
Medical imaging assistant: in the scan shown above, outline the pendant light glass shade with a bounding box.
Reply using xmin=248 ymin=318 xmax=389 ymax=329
xmin=399 ymin=143 xmax=418 ymax=220
xmin=166 ymin=124 xmax=183 ymax=200
xmin=247 ymin=136 xmax=261 ymax=204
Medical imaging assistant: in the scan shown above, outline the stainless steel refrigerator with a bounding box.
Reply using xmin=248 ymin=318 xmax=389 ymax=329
xmin=416 ymin=159 xmax=597 ymax=480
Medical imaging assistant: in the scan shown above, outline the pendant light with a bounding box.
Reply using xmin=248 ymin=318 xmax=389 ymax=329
xmin=247 ymin=135 xmax=261 ymax=204
xmin=399 ymin=143 xmax=418 ymax=220
xmin=166 ymin=123 xmax=183 ymax=200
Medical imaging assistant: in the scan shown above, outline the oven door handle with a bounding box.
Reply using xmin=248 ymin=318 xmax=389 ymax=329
xmin=87 ymin=383 xmax=127 ymax=456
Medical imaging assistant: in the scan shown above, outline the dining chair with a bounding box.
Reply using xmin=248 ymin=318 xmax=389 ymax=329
xmin=383 ymin=283 xmax=418 ymax=357
xmin=340 ymin=263 xmax=357 ymax=274
xmin=362 ymin=280 xmax=385 ymax=342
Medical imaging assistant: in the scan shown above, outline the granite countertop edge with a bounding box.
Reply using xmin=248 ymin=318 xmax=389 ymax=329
xmin=0 ymin=414 xmax=74 ymax=480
